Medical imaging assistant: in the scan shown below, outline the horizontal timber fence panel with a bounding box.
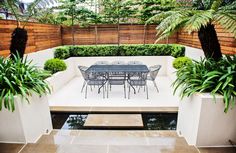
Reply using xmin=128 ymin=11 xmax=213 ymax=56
xmin=0 ymin=19 xmax=62 ymax=57
xmin=61 ymin=24 xmax=177 ymax=45
xmin=0 ymin=20 xmax=235 ymax=56
xmin=178 ymin=24 xmax=236 ymax=55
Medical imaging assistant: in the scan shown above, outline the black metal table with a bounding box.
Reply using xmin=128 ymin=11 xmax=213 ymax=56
xmin=86 ymin=65 xmax=149 ymax=94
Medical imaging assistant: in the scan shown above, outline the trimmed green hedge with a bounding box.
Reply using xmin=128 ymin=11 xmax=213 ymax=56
xmin=44 ymin=58 xmax=67 ymax=74
xmin=54 ymin=44 xmax=185 ymax=59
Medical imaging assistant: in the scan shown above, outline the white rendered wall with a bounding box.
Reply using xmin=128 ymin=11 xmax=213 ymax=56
xmin=24 ymin=47 xmax=56 ymax=69
xmin=177 ymin=93 xmax=236 ymax=147
xmin=0 ymin=94 xmax=52 ymax=143
xmin=46 ymin=58 xmax=76 ymax=95
xmin=185 ymin=46 xmax=205 ymax=61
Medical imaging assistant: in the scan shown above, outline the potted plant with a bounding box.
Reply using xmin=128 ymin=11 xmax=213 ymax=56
xmin=0 ymin=55 xmax=52 ymax=143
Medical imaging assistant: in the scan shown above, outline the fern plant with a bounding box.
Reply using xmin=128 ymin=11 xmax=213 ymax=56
xmin=148 ymin=0 xmax=236 ymax=61
xmin=173 ymin=55 xmax=236 ymax=112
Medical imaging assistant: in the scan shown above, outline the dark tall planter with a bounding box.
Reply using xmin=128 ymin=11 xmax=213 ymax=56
xmin=10 ymin=28 xmax=28 ymax=59
xmin=198 ymin=24 xmax=222 ymax=61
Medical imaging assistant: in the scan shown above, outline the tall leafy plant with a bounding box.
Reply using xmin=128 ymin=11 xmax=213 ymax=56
xmin=173 ymin=55 xmax=236 ymax=112
xmin=148 ymin=0 xmax=236 ymax=61
xmin=0 ymin=55 xmax=51 ymax=112
xmin=1 ymin=0 xmax=56 ymax=58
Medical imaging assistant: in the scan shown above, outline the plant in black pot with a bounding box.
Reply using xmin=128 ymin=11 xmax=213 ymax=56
xmin=1 ymin=0 xmax=56 ymax=59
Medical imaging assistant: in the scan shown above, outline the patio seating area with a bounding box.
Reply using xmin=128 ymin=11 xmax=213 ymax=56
xmin=48 ymin=57 xmax=179 ymax=112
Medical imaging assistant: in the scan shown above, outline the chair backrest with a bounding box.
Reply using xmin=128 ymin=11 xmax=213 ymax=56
xmin=78 ymin=65 xmax=89 ymax=80
xmin=149 ymin=65 xmax=161 ymax=80
xmin=94 ymin=61 xmax=109 ymax=65
xmin=127 ymin=61 xmax=143 ymax=65
xmin=111 ymin=61 xmax=126 ymax=65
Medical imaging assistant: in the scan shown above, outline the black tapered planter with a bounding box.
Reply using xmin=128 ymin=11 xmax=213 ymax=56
xmin=10 ymin=28 xmax=28 ymax=59
xmin=198 ymin=24 xmax=222 ymax=61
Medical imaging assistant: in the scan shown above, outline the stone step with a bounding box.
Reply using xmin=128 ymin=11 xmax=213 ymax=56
xmin=84 ymin=114 xmax=143 ymax=128
xmin=20 ymin=144 xmax=199 ymax=153
xmin=38 ymin=130 xmax=188 ymax=146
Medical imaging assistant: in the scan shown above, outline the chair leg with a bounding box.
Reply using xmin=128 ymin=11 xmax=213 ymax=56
xmin=138 ymin=86 xmax=141 ymax=93
xmin=90 ymin=85 xmax=93 ymax=91
xmin=153 ymin=80 xmax=159 ymax=93
xmin=85 ymin=84 xmax=88 ymax=99
xmin=146 ymin=85 xmax=149 ymax=99
xmin=103 ymin=85 xmax=105 ymax=99
xmin=124 ymin=83 xmax=126 ymax=98
xmin=81 ymin=81 xmax=86 ymax=93
xmin=107 ymin=83 xmax=109 ymax=98
xmin=144 ymin=85 xmax=145 ymax=92
xmin=128 ymin=84 xmax=130 ymax=99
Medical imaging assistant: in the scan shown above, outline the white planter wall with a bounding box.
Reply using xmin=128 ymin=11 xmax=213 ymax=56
xmin=177 ymin=93 xmax=236 ymax=147
xmin=0 ymin=94 xmax=52 ymax=143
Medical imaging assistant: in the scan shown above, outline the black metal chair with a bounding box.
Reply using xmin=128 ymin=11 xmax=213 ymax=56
xmin=107 ymin=71 xmax=126 ymax=98
xmin=147 ymin=65 xmax=161 ymax=92
xmin=85 ymin=72 xmax=107 ymax=99
xmin=78 ymin=65 xmax=89 ymax=93
xmin=128 ymin=72 xmax=149 ymax=99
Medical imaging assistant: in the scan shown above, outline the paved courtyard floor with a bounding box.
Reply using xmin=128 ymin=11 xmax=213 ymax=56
xmin=1 ymin=130 xmax=235 ymax=153
xmin=49 ymin=76 xmax=179 ymax=112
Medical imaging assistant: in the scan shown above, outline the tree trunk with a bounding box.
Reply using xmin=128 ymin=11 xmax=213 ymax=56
xmin=10 ymin=28 xmax=28 ymax=59
xmin=198 ymin=24 xmax=222 ymax=60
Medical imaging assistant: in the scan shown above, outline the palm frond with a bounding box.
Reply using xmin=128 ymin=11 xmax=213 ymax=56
xmin=184 ymin=10 xmax=213 ymax=34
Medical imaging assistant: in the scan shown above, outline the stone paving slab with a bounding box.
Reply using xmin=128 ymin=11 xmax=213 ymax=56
xmin=84 ymin=114 xmax=143 ymax=128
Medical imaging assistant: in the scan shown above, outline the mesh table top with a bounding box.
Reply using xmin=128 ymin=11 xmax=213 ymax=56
xmin=86 ymin=65 xmax=149 ymax=73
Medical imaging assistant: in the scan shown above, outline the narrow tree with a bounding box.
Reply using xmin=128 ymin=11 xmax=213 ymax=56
xmin=1 ymin=0 xmax=56 ymax=58
xmin=148 ymin=0 xmax=236 ymax=60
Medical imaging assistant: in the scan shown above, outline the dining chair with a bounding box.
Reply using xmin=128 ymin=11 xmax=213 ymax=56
xmin=78 ymin=65 xmax=89 ymax=93
xmin=128 ymin=72 xmax=149 ymax=99
xmin=85 ymin=72 xmax=107 ymax=99
xmin=107 ymin=72 xmax=126 ymax=98
xmin=147 ymin=65 xmax=161 ymax=92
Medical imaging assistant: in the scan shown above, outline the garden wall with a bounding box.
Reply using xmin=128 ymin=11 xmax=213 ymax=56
xmin=0 ymin=19 xmax=62 ymax=57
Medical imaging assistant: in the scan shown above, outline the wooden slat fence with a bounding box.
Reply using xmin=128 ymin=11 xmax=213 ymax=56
xmin=0 ymin=20 xmax=235 ymax=56
xmin=178 ymin=25 xmax=236 ymax=54
xmin=0 ymin=19 xmax=62 ymax=57
xmin=62 ymin=24 xmax=177 ymax=45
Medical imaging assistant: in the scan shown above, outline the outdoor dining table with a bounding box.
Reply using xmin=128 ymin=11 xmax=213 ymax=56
xmin=85 ymin=64 xmax=149 ymax=94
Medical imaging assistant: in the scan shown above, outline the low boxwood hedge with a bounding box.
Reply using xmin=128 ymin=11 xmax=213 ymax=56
xmin=54 ymin=44 xmax=185 ymax=59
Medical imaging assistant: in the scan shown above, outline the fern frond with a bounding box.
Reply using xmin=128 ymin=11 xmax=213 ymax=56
xmin=155 ymin=10 xmax=191 ymax=41
xmin=184 ymin=10 xmax=213 ymax=33
xmin=214 ymin=10 xmax=236 ymax=38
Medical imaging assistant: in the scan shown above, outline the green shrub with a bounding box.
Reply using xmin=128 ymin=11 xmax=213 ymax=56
xmin=44 ymin=58 xmax=67 ymax=74
xmin=55 ymin=44 xmax=185 ymax=58
xmin=172 ymin=57 xmax=192 ymax=69
xmin=173 ymin=55 xmax=236 ymax=113
xmin=54 ymin=47 xmax=70 ymax=59
xmin=0 ymin=55 xmax=51 ymax=112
